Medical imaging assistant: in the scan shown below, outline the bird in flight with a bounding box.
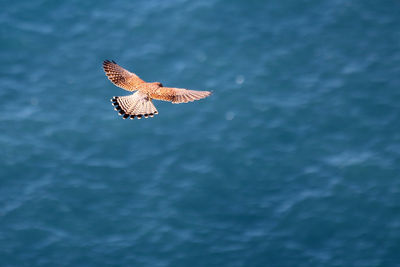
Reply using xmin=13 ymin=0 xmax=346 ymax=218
xmin=103 ymin=60 xmax=211 ymax=120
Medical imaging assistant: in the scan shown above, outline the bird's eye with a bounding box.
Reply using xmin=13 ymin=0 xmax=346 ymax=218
xmin=158 ymin=83 xmax=163 ymax=87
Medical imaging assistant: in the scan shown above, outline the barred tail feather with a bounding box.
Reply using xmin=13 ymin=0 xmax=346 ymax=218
xmin=111 ymin=91 xmax=158 ymax=120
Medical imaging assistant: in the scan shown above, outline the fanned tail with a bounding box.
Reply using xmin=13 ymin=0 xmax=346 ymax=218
xmin=111 ymin=91 xmax=158 ymax=120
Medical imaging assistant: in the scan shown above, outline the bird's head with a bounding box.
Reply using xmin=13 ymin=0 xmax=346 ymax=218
xmin=152 ymin=82 xmax=163 ymax=87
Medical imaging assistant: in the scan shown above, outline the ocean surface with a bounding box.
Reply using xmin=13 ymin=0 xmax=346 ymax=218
xmin=1 ymin=0 xmax=400 ymax=266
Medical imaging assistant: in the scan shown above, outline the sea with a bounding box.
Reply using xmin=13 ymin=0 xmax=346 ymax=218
xmin=1 ymin=0 xmax=400 ymax=266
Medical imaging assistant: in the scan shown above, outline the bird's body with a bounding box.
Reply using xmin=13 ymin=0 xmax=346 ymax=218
xmin=103 ymin=60 xmax=211 ymax=119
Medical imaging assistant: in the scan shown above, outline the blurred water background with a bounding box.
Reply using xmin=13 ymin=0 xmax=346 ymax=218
xmin=1 ymin=0 xmax=400 ymax=266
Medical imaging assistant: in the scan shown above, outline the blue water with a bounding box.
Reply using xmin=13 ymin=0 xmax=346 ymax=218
xmin=1 ymin=0 xmax=400 ymax=266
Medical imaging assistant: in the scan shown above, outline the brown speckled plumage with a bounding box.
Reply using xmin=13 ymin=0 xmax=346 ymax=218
xmin=103 ymin=60 xmax=211 ymax=120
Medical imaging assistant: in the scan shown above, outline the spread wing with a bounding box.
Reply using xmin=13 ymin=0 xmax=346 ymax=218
xmin=103 ymin=60 xmax=146 ymax=91
xmin=150 ymin=87 xmax=212 ymax=103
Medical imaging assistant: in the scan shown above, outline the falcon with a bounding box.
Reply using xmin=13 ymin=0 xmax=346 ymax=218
xmin=103 ymin=60 xmax=211 ymax=120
